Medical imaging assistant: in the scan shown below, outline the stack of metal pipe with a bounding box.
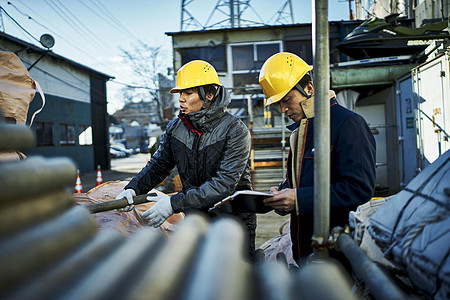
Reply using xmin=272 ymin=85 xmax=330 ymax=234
xmin=0 ymin=122 xmax=356 ymax=300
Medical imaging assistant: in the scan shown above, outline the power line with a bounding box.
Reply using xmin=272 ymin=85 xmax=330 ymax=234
xmin=0 ymin=5 xmax=39 ymax=43
xmin=18 ymin=55 xmax=91 ymax=95
xmin=86 ymin=0 xmax=144 ymax=43
xmin=2 ymin=0 xmax=169 ymax=100
xmin=8 ymin=0 xmax=118 ymax=75
xmin=109 ymin=79 xmax=157 ymax=91
xmin=78 ymin=0 xmax=130 ymax=38
xmin=45 ymin=0 xmax=115 ymax=56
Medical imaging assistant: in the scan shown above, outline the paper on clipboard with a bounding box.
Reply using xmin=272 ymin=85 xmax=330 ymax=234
xmin=209 ymin=190 xmax=273 ymax=213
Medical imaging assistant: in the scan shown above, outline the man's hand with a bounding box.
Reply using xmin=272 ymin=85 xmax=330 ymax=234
xmin=116 ymin=189 xmax=136 ymax=212
xmin=269 ymin=186 xmax=279 ymax=193
xmin=141 ymin=194 xmax=174 ymax=227
xmin=264 ymin=188 xmax=296 ymax=212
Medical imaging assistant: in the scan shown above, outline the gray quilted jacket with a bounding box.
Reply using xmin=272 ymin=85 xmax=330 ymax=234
xmin=125 ymin=87 xmax=252 ymax=213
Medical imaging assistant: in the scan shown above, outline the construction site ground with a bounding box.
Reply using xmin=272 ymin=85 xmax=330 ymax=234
xmin=79 ymin=153 xmax=288 ymax=248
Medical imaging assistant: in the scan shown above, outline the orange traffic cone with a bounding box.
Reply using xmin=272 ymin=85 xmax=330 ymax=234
xmin=96 ymin=165 xmax=103 ymax=186
xmin=75 ymin=169 xmax=83 ymax=193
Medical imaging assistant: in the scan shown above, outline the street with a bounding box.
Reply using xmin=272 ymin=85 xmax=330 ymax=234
xmin=78 ymin=153 xmax=150 ymax=192
xmin=110 ymin=153 xmax=150 ymax=174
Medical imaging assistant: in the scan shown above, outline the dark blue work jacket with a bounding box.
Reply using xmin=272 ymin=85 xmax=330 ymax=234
xmin=281 ymin=98 xmax=376 ymax=260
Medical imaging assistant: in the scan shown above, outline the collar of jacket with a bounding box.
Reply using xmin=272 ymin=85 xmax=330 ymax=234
xmin=181 ymin=86 xmax=230 ymax=132
xmin=179 ymin=113 xmax=202 ymax=136
xmin=286 ymin=90 xmax=337 ymax=131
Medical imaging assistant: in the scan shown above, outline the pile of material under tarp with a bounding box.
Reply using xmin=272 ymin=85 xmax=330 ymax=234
xmin=74 ymin=181 xmax=184 ymax=236
xmin=368 ymin=150 xmax=450 ymax=300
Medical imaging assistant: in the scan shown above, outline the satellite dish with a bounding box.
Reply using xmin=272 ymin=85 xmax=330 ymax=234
xmin=39 ymin=34 xmax=55 ymax=49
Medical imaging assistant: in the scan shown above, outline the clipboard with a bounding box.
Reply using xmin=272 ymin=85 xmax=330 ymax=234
xmin=209 ymin=190 xmax=273 ymax=214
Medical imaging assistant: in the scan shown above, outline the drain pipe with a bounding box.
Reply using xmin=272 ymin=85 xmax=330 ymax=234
xmin=312 ymin=0 xmax=331 ymax=258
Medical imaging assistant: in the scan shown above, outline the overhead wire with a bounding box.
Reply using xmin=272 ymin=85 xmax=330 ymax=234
xmin=91 ymin=0 xmax=130 ymax=32
xmin=45 ymin=0 xmax=116 ymax=57
xmin=0 ymin=5 xmax=40 ymax=43
xmin=77 ymin=0 xmax=131 ymax=38
xmin=83 ymin=0 xmax=152 ymax=49
xmin=54 ymin=0 xmax=118 ymax=55
xmin=0 ymin=2 xmax=110 ymax=96
xmin=52 ymin=0 xmax=159 ymax=87
xmin=3 ymin=0 xmax=170 ymax=94
xmin=16 ymin=55 xmax=91 ymax=96
xmin=109 ymin=79 xmax=157 ymax=91
xmin=94 ymin=0 xmax=149 ymax=46
xmin=83 ymin=0 xmax=144 ymax=43
xmin=6 ymin=1 xmax=115 ymax=75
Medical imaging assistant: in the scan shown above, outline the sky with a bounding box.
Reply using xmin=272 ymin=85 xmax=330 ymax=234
xmin=0 ymin=0 xmax=352 ymax=114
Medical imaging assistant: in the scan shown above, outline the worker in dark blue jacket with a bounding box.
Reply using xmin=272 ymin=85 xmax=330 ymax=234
xmin=259 ymin=52 xmax=376 ymax=262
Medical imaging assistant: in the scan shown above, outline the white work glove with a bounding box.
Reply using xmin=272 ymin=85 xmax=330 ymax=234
xmin=116 ymin=189 xmax=136 ymax=212
xmin=141 ymin=194 xmax=173 ymax=228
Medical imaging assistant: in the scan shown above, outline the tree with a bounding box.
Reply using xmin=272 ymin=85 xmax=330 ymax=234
xmin=120 ymin=42 xmax=173 ymax=123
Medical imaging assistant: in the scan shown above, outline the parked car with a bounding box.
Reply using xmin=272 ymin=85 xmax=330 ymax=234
xmin=110 ymin=147 xmax=126 ymax=158
xmin=111 ymin=143 xmax=133 ymax=157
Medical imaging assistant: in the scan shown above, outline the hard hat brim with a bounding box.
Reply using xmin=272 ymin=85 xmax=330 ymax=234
xmin=170 ymin=87 xmax=183 ymax=93
xmin=264 ymin=89 xmax=290 ymax=107
xmin=170 ymin=83 xmax=222 ymax=94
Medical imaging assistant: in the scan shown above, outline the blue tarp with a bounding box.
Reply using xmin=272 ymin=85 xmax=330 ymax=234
xmin=369 ymin=150 xmax=450 ymax=300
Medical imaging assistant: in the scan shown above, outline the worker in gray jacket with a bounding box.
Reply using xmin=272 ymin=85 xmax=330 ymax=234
xmin=116 ymin=60 xmax=256 ymax=259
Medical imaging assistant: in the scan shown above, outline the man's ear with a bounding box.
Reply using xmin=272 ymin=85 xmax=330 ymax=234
xmin=306 ymin=81 xmax=314 ymax=95
xmin=205 ymin=92 xmax=214 ymax=101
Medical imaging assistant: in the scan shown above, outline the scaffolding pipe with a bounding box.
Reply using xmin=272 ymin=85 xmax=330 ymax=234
xmin=312 ymin=0 xmax=330 ymax=257
xmin=337 ymin=233 xmax=410 ymax=300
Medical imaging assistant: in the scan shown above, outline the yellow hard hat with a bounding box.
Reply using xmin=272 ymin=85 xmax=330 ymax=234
xmin=259 ymin=52 xmax=313 ymax=106
xmin=170 ymin=60 xmax=222 ymax=93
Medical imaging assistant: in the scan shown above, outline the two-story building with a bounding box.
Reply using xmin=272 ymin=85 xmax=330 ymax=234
xmin=166 ymin=21 xmax=362 ymax=191
xmin=0 ymin=32 xmax=113 ymax=172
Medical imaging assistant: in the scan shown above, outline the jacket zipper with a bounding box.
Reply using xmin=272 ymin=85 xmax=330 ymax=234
xmin=194 ymin=132 xmax=202 ymax=186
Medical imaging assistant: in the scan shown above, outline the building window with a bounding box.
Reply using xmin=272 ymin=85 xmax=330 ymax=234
xmin=180 ymin=45 xmax=226 ymax=72
xmin=256 ymin=44 xmax=280 ymax=68
xmin=60 ymin=123 xmax=75 ymax=145
xmin=35 ymin=122 xmax=53 ymax=146
xmin=231 ymin=42 xmax=282 ymax=94
xmin=78 ymin=125 xmax=92 ymax=146
xmin=285 ymin=40 xmax=313 ymax=65
xmin=232 ymin=45 xmax=254 ymax=70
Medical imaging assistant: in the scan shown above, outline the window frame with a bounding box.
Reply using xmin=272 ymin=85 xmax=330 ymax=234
xmin=228 ymin=41 xmax=283 ymax=94
xmin=60 ymin=123 xmax=76 ymax=146
xmin=179 ymin=45 xmax=227 ymax=72
xmin=35 ymin=121 xmax=54 ymax=146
